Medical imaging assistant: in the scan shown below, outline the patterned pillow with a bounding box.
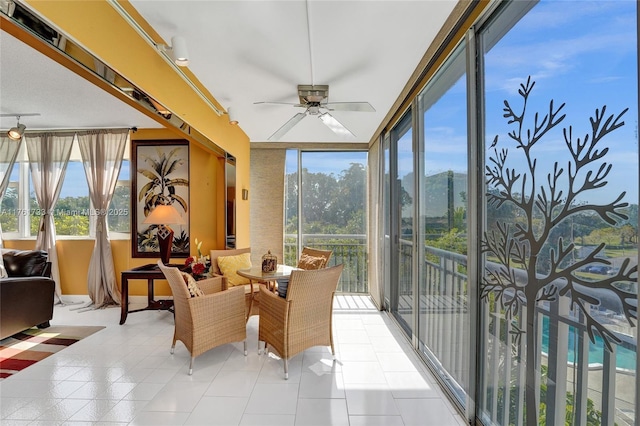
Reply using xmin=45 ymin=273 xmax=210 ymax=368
xmin=297 ymin=253 xmax=326 ymax=270
xmin=181 ymin=272 xmax=204 ymax=297
xmin=217 ymin=253 xmax=252 ymax=286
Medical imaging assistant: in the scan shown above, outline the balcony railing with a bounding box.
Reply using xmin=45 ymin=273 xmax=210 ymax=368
xmin=284 ymin=234 xmax=368 ymax=293
xmin=410 ymin=245 xmax=637 ymax=425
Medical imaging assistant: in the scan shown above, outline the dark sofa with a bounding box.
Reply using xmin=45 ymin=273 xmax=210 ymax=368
xmin=0 ymin=249 xmax=55 ymax=340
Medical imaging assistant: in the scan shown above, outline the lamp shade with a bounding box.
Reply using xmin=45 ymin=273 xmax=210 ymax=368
xmin=143 ymin=204 xmax=185 ymax=225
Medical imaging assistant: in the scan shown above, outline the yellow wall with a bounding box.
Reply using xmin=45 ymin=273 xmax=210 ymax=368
xmin=3 ymin=1 xmax=252 ymax=296
xmin=3 ymin=135 xmax=223 ymax=297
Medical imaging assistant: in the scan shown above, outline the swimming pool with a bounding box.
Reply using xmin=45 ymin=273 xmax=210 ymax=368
xmin=541 ymin=316 xmax=636 ymax=371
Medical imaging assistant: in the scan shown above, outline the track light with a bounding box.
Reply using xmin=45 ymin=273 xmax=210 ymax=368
xmin=8 ymin=116 xmax=26 ymax=140
xmin=158 ymin=36 xmax=189 ymax=67
xmin=226 ymin=107 xmax=238 ymax=125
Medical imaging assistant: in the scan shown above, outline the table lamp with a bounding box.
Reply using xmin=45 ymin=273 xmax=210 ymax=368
xmin=142 ymin=204 xmax=186 ymax=264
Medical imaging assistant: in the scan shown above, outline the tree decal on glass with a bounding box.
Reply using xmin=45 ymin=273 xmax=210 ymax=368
xmin=481 ymin=76 xmax=637 ymax=425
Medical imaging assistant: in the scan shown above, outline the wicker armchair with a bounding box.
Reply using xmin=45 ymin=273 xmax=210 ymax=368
xmin=296 ymin=247 xmax=333 ymax=270
xmin=258 ymin=263 xmax=344 ymax=379
xmin=210 ymin=247 xmax=259 ymax=320
xmin=158 ymin=261 xmax=247 ymax=375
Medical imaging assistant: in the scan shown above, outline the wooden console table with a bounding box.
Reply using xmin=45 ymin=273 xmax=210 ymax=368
xmin=120 ymin=263 xmax=183 ymax=325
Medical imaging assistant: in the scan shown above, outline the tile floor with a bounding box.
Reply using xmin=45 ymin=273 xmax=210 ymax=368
xmin=0 ymin=296 xmax=467 ymax=425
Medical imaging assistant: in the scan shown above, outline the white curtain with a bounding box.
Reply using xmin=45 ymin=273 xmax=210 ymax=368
xmin=77 ymin=129 xmax=128 ymax=308
xmin=0 ymin=136 xmax=23 ymax=249
xmin=26 ymin=132 xmax=75 ymax=303
xmin=367 ymin=137 xmax=383 ymax=310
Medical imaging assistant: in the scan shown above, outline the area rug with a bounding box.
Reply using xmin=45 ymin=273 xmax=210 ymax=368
xmin=0 ymin=325 xmax=105 ymax=380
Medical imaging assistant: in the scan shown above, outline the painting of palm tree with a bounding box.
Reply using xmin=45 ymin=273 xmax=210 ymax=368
xmin=132 ymin=140 xmax=190 ymax=258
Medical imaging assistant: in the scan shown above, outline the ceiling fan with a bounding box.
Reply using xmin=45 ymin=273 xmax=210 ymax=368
xmin=255 ymin=85 xmax=375 ymax=141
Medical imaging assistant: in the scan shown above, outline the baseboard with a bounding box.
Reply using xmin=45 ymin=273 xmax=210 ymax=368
xmin=58 ymin=295 xmax=172 ymax=305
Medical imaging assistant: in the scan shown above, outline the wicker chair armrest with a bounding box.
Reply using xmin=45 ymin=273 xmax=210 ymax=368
xmin=189 ymin=285 xmax=245 ymax=327
xmin=197 ymin=275 xmax=226 ymax=294
xmin=259 ymin=285 xmax=288 ymax=325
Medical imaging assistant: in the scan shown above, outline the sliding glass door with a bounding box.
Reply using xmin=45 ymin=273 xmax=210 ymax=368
xmin=388 ymin=112 xmax=415 ymax=336
xmin=417 ymin=41 xmax=471 ymax=410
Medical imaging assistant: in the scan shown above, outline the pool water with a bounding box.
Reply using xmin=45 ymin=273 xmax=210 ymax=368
xmin=541 ymin=316 xmax=636 ymax=371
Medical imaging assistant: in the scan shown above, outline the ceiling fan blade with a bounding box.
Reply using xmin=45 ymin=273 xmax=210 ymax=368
xmin=268 ymin=112 xmax=306 ymax=141
xmin=324 ymin=102 xmax=375 ymax=112
xmin=254 ymin=101 xmax=307 ymax=108
xmin=318 ymin=112 xmax=355 ymax=138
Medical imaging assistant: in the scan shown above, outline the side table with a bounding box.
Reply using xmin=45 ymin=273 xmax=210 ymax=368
xmin=120 ymin=263 xmax=183 ymax=325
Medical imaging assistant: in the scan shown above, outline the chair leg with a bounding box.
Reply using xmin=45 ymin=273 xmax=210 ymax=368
xmin=171 ymin=342 xmax=176 ymax=354
xmin=284 ymin=359 xmax=289 ymax=380
xmin=189 ymin=357 xmax=194 ymax=375
xmin=244 ymin=340 xmax=247 ymax=356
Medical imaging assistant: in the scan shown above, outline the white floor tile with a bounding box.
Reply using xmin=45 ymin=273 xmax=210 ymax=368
xmin=205 ymin=369 xmax=259 ymax=397
xmin=395 ymin=398 xmax=462 ymax=426
xmin=240 ymin=413 xmax=295 ymax=425
xmin=384 ymin=370 xmax=441 ymax=399
xmin=294 ymin=398 xmax=349 ymax=425
xmin=0 ymin=303 xmax=465 ymax=426
xmin=67 ymin=399 xmax=119 ymax=421
xmin=345 ymin=388 xmax=399 ymax=416
xmin=335 ymin=343 xmax=377 ymax=360
xmin=142 ymin=381 xmax=209 ymax=412
xmin=244 ymin=383 xmax=299 ymax=415
xmin=36 ymin=398 xmax=90 ymax=421
xmin=129 ymin=410 xmax=190 ymax=425
xmin=298 ymin=372 xmax=345 ymax=399
xmin=98 ymin=399 xmax=150 ymax=423
xmin=340 ymin=361 xmax=387 ymax=384
xmin=122 ymin=382 xmax=166 ymax=401
xmin=184 ymin=396 xmax=248 ymax=425
xmin=376 ymin=352 xmax=420 ymax=372
xmin=349 ymin=415 xmax=405 ymax=425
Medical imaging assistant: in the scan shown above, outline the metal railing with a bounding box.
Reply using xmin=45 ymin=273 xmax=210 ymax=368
xmin=284 ymin=234 xmax=368 ymax=293
xmin=406 ymin=245 xmax=637 ymax=425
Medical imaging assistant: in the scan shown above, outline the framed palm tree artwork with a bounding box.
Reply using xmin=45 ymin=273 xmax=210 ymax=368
xmin=131 ymin=140 xmax=190 ymax=260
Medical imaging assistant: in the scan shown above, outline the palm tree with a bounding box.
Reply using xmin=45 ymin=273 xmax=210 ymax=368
xmin=137 ymin=146 xmax=189 ymax=215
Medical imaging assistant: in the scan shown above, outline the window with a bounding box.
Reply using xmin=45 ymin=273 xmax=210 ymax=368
xmin=0 ymin=137 xmax=131 ymax=239
xmin=285 ymin=149 xmax=368 ymax=293
xmin=478 ymin=1 xmax=638 ymax=424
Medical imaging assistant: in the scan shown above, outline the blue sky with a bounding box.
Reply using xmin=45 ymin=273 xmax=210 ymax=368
xmin=411 ymin=0 xmax=638 ymax=205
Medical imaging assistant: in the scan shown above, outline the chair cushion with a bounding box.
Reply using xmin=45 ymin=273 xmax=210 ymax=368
xmin=181 ymin=272 xmax=204 ymax=297
xmin=217 ymin=253 xmax=252 ymax=286
xmin=296 ymin=253 xmax=326 ymax=270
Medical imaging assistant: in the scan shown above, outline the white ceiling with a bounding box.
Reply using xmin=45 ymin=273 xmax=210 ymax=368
xmin=0 ymin=30 xmax=162 ymax=132
xmin=1 ymin=1 xmax=457 ymax=144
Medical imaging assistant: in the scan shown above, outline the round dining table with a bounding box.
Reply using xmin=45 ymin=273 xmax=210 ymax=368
xmin=236 ymin=264 xmax=300 ymax=315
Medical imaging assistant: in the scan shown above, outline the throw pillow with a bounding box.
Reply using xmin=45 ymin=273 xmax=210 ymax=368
xmin=217 ymin=253 xmax=252 ymax=286
xmin=297 ymin=253 xmax=326 ymax=270
xmin=181 ymin=272 xmax=204 ymax=297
